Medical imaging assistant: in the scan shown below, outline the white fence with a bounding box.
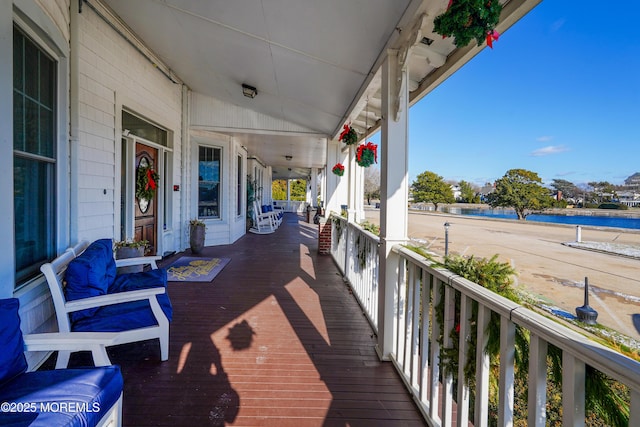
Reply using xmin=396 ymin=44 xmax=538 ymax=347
xmin=273 ymin=200 xmax=306 ymax=213
xmin=331 ymin=216 xmax=378 ymax=330
xmin=329 ymin=213 xmax=640 ymax=426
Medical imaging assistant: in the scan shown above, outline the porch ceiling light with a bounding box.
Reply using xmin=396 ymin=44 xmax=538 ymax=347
xmin=285 ymin=155 xmax=292 ymax=161
xmin=242 ymin=83 xmax=257 ymax=98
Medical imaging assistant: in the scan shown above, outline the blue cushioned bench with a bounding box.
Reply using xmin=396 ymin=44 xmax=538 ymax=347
xmin=40 ymin=239 xmax=172 ymax=368
xmin=0 ymin=298 xmax=123 ymax=427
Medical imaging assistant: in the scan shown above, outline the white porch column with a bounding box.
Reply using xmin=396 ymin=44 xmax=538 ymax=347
xmin=310 ymin=167 xmax=318 ymax=207
xmin=319 ymin=167 xmax=326 ymax=213
xmin=325 ymin=139 xmax=348 ymax=216
xmin=347 ymin=145 xmax=357 ymax=222
xmin=377 ymin=49 xmax=409 ymax=360
xmin=286 ymin=179 xmax=291 ymax=211
xmin=354 ymin=162 xmax=365 ymax=222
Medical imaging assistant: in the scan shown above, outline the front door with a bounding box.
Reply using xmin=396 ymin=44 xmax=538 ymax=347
xmin=135 ymin=143 xmax=158 ymax=254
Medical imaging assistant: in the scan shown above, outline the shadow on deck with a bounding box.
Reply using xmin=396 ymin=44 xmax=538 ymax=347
xmin=61 ymin=213 xmax=426 ymax=426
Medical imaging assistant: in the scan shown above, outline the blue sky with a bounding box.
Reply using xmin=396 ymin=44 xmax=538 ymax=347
xmin=396 ymin=0 xmax=640 ymax=187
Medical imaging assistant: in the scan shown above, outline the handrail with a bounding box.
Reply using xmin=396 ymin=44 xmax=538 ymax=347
xmin=392 ymin=244 xmax=640 ymax=391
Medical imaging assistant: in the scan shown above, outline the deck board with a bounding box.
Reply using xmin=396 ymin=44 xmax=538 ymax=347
xmin=63 ymin=213 xmax=426 ymax=426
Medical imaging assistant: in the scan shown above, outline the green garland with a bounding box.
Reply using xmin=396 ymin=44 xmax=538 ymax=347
xmin=356 ymin=142 xmax=377 ymax=168
xmin=338 ymin=124 xmax=358 ymax=145
xmin=136 ymin=164 xmax=159 ymax=201
xmin=433 ymin=0 xmax=502 ymax=48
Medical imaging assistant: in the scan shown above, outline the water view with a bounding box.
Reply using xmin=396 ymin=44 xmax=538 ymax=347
xmin=439 ymin=207 xmax=640 ymax=230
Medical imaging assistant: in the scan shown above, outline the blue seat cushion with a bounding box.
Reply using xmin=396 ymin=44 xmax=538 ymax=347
xmin=71 ymin=293 xmax=172 ymax=332
xmin=108 ymin=267 xmax=167 ymax=294
xmin=65 ymin=239 xmax=116 ymax=322
xmin=0 ymin=298 xmax=28 ymax=387
xmin=72 ymin=269 xmax=172 ymax=332
xmin=0 ymin=366 xmax=123 ymax=427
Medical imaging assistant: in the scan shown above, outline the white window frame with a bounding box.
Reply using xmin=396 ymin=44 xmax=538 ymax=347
xmin=11 ymin=12 xmax=69 ymax=291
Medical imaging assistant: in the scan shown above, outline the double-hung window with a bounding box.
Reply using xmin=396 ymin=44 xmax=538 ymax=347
xmin=198 ymin=146 xmax=221 ymax=219
xmin=13 ymin=26 xmax=57 ymax=285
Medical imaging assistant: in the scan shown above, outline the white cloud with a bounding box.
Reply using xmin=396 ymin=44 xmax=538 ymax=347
xmin=530 ymin=145 xmax=569 ymax=156
xmin=536 ymin=135 xmax=554 ymax=142
xmin=550 ymin=19 xmax=566 ymax=33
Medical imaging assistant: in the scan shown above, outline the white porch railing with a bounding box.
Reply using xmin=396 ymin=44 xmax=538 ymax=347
xmin=272 ymin=200 xmax=306 ymax=213
xmin=329 ymin=214 xmax=640 ymax=426
xmin=331 ymin=215 xmax=378 ymax=330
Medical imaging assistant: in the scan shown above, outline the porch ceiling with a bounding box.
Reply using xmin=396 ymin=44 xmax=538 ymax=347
xmin=102 ymin=0 xmax=540 ymax=177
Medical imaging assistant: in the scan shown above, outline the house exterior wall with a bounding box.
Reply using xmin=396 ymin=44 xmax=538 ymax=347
xmin=2 ymin=0 xmax=186 ymax=339
xmin=189 ymin=129 xmax=247 ymax=246
xmin=3 ymin=0 xmax=323 ymax=335
xmin=75 ymin=1 xmax=183 ymax=245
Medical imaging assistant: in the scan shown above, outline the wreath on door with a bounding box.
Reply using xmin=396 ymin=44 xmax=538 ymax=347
xmin=136 ymin=163 xmax=160 ymax=201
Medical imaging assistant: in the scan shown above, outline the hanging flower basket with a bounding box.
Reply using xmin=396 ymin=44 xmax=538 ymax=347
xmin=338 ymin=124 xmax=358 ymax=145
xmin=433 ymin=0 xmax=502 ymax=48
xmin=135 ymin=164 xmax=159 ymax=201
xmin=356 ymin=142 xmax=378 ymax=168
xmin=332 ymin=163 xmax=345 ymax=176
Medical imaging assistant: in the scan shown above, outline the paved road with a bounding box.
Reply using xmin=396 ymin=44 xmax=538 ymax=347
xmin=364 ymin=208 xmax=640 ymax=341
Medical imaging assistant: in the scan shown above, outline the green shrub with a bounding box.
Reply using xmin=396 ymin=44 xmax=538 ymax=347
xmin=427 ymin=252 xmax=630 ymax=426
xmin=598 ymin=203 xmax=628 ymax=210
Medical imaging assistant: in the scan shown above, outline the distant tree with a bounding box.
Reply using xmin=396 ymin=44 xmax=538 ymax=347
xmin=458 ymin=180 xmax=480 ymax=203
xmin=272 ymin=179 xmax=287 ymax=200
xmin=411 ymin=171 xmax=455 ymax=210
xmin=588 ymin=181 xmax=617 ymax=202
xmin=486 ymin=169 xmax=554 ymax=220
xmin=364 ymin=167 xmax=381 ymax=205
xmin=290 ymin=179 xmax=307 ymax=201
xmin=550 ymin=179 xmax=580 ymax=200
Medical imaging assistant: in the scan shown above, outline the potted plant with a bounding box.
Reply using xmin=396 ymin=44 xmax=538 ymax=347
xmin=189 ymin=219 xmax=206 ymax=254
xmin=332 ymin=163 xmax=345 ymax=176
xmin=433 ymin=0 xmax=502 ymax=48
xmin=338 ymin=124 xmax=358 ymax=145
xmin=113 ymin=239 xmax=148 ymax=273
xmin=356 ymin=142 xmax=378 ymax=168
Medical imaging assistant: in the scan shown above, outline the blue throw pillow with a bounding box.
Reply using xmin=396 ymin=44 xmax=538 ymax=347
xmin=65 ymin=239 xmax=117 ymax=322
xmin=0 ymin=298 xmax=28 ymax=386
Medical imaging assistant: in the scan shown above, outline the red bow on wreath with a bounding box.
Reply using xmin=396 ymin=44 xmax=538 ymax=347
xmin=338 ymin=124 xmax=351 ymax=142
xmin=486 ymin=30 xmax=500 ymax=49
xmin=146 ymin=168 xmax=157 ymax=190
xmin=356 ymin=142 xmax=378 ymax=164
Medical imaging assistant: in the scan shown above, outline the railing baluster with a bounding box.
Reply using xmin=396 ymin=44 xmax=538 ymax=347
xmin=562 ymin=351 xmax=586 ymax=426
xmin=420 ymin=268 xmax=431 ymax=405
xmin=429 ymin=279 xmax=442 ymax=423
xmin=498 ymin=315 xmax=515 ymax=427
xmin=475 ymin=304 xmax=491 ymax=427
xmin=630 ymin=389 xmax=640 ymax=427
xmin=457 ymin=294 xmax=471 ymax=426
xmin=442 ymin=285 xmax=456 ymax=426
xmin=405 ymin=263 xmax=416 ymax=377
xmin=528 ymin=334 xmax=548 ymax=427
xmin=396 ymin=257 xmax=407 ymax=367
xmin=410 ymin=263 xmax=421 ymax=390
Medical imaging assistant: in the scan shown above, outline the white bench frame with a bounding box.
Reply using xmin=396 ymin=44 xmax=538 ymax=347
xmin=40 ymin=240 xmax=170 ymax=368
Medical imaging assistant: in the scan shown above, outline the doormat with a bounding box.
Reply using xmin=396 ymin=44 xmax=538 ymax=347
xmin=166 ymin=257 xmax=230 ymax=282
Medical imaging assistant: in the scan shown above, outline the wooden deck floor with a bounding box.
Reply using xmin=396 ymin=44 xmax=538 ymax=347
xmin=66 ymin=213 xmax=426 ymax=426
